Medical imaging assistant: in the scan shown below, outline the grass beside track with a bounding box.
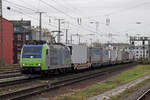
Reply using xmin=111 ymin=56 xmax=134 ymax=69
xmin=56 ymin=65 xmax=150 ymax=100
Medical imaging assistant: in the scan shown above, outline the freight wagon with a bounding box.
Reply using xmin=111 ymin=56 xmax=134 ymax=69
xmin=121 ymin=51 xmax=129 ymax=63
xmin=116 ymin=50 xmax=122 ymax=64
xmin=89 ymin=47 xmax=103 ymax=67
xmin=68 ymin=44 xmax=90 ymax=69
xmin=129 ymin=51 xmax=134 ymax=62
xmin=110 ymin=49 xmax=118 ymax=65
xmin=102 ymin=49 xmax=110 ymax=66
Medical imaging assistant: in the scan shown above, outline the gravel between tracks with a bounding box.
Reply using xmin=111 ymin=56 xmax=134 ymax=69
xmin=0 ymin=70 xmax=20 ymax=74
xmin=0 ymin=76 xmax=27 ymax=83
xmin=0 ymin=80 xmax=44 ymax=95
xmin=0 ymin=72 xmax=22 ymax=79
xmin=26 ymin=63 xmax=137 ymax=100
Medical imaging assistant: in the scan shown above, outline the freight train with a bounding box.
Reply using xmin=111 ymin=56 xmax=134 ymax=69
xmin=20 ymin=42 xmax=134 ymax=75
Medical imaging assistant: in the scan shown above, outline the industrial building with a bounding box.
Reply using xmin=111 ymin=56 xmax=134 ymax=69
xmin=0 ymin=17 xmax=13 ymax=64
xmin=10 ymin=20 xmax=31 ymax=63
xmin=132 ymin=46 xmax=148 ymax=60
xmin=104 ymin=43 xmax=149 ymax=60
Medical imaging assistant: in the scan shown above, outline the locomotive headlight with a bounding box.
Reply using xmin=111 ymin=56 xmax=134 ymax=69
xmin=38 ymin=64 xmax=41 ymax=66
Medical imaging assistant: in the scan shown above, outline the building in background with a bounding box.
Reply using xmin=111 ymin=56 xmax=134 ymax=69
xmin=10 ymin=20 xmax=31 ymax=63
xmin=132 ymin=46 xmax=148 ymax=60
xmin=0 ymin=17 xmax=13 ymax=64
xmin=102 ymin=43 xmax=130 ymax=51
xmin=104 ymin=43 xmax=148 ymax=60
xmin=31 ymin=27 xmax=51 ymax=41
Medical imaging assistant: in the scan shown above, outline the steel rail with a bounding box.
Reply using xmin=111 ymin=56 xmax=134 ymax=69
xmin=137 ymin=89 xmax=150 ymax=100
xmin=0 ymin=73 xmax=22 ymax=79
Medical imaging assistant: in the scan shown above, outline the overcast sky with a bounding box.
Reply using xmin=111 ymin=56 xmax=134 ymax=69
xmin=2 ymin=0 xmax=150 ymax=44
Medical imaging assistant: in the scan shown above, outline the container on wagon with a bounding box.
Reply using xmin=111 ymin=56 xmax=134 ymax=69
xmin=121 ymin=51 xmax=129 ymax=63
xmin=116 ymin=50 xmax=122 ymax=63
xmin=110 ymin=49 xmax=118 ymax=64
xmin=102 ymin=49 xmax=110 ymax=65
xmin=88 ymin=47 xmax=103 ymax=66
xmin=68 ymin=44 xmax=90 ymax=69
xmin=129 ymin=51 xmax=134 ymax=61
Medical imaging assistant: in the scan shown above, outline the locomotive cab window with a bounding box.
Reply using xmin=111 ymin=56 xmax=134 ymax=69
xmin=22 ymin=46 xmax=42 ymax=58
xmin=46 ymin=49 xmax=48 ymax=55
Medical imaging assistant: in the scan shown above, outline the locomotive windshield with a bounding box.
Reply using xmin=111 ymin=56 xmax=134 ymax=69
xmin=22 ymin=45 xmax=42 ymax=58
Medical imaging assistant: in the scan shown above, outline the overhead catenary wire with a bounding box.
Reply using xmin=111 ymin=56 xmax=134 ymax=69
xmin=39 ymin=0 xmax=104 ymax=36
xmin=18 ymin=0 xmax=39 ymax=10
xmin=3 ymin=4 xmax=60 ymax=32
xmin=4 ymin=0 xmax=101 ymax=36
xmin=3 ymin=0 xmax=62 ymax=29
xmin=46 ymin=0 xmax=104 ymax=30
xmin=3 ymin=0 xmax=36 ymax=12
xmin=39 ymin=0 xmax=99 ymax=30
xmin=105 ymin=1 xmax=150 ymax=16
xmin=56 ymin=0 xmax=105 ymax=24
xmin=3 ymin=1 xmax=36 ymax=15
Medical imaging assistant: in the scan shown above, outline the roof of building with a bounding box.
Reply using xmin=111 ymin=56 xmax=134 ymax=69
xmin=0 ymin=17 xmax=13 ymax=24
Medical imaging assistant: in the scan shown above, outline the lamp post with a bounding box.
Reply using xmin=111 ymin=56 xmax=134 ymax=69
xmin=90 ymin=21 xmax=99 ymax=35
xmin=89 ymin=21 xmax=99 ymax=46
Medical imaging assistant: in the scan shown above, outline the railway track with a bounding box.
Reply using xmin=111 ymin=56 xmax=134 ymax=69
xmin=0 ymin=72 xmax=22 ymax=79
xmin=0 ymin=68 xmax=21 ymax=80
xmin=0 ymin=65 xmax=20 ymax=73
xmin=0 ymin=70 xmax=20 ymax=75
xmin=0 ymin=63 xmax=137 ymax=100
xmin=0 ymin=67 xmax=19 ymax=71
xmin=137 ymin=89 xmax=150 ymax=100
xmin=0 ymin=76 xmax=30 ymax=87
